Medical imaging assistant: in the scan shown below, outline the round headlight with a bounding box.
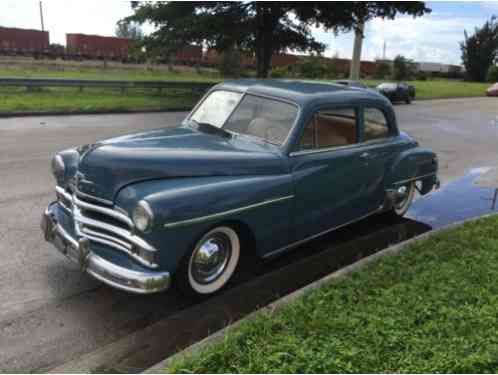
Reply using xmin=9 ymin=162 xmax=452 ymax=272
xmin=51 ymin=154 xmax=65 ymax=181
xmin=133 ymin=200 xmax=154 ymax=232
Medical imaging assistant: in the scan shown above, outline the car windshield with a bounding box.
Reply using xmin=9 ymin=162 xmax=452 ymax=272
xmin=189 ymin=90 xmax=298 ymax=146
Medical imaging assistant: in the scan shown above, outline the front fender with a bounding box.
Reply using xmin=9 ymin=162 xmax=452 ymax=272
xmin=115 ymin=174 xmax=293 ymax=272
xmin=386 ymin=147 xmax=438 ymax=194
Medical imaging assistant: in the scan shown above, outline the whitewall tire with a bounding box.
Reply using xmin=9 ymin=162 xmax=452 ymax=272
xmin=393 ymin=181 xmax=415 ymax=216
xmin=180 ymin=226 xmax=240 ymax=296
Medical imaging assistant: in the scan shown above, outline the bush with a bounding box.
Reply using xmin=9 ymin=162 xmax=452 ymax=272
xmin=416 ymin=70 xmax=428 ymax=81
xmin=393 ymin=55 xmax=417 ymax=81
xmin=487 ymin=65 xmax=498 ymax=82
xmin=296 ymin=57 xmax=329 ymax=79
xmin=374 ymin=61 xmax=391 ymax=79
xmin=271 ymin=65 xmax=291 ymax=78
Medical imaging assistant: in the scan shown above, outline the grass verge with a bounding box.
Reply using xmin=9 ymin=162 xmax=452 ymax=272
xmin=0 ymin=87 xmax=199 ymax=113
xmin=168 ymin=215 xmax=498 ymax=373
xmin=0 ymin=66 xmax=220 ymax=82
xmin=364 ymin=79 xmax=489 ymax=99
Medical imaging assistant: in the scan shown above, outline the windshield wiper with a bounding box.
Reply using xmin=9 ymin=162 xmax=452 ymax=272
xmin=190 ymin=120 xmax=232 ymax=139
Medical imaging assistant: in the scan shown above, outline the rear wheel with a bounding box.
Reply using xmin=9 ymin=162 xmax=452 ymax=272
xmin=177 ymin=226 xmax=240 ymax=297
xmin=392 ymin=181 xmax=415 ymax=216
xmin=405 ymin=95 xmax=412 ymax=104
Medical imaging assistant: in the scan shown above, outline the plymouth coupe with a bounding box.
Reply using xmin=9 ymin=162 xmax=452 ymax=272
xmin=41 ymin=79 xmax=439 ymax=296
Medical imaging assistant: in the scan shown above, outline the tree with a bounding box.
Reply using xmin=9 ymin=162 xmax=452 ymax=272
xmin=115 ymin=20 xmax=144 ymax=40
xmin=115 ymin=20 xmax=146 ymax=62
xmin=125 ymin=2 xmax=430 ymax=78
xmin=375 ymin=60 xmax=392 ymax=79
xmin=488 ymin=64 xmax=498 ymax=82
xmin=461 ymin=16 xmax=498 ymax=82
xmin=392 ymin=55 xmax=416 ymax=81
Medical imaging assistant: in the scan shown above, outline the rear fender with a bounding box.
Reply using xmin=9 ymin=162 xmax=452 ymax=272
xmin=386 ymin=147 xmax=438 ymax=195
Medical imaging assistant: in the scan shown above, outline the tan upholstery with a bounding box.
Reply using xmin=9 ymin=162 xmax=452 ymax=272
xmin=315 ymin=115 xmax=357 ymax=147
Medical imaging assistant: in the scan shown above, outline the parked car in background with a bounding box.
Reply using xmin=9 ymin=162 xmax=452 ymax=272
xmin=41 ymin=80 xmax=439 ymax=297
xmin=486 ymin=83 xmax=498 ymax=97
xmin=333 ymin=80 xmax=369 ymax=90
xmin=376 ymin=82 xmax=416 ymax=104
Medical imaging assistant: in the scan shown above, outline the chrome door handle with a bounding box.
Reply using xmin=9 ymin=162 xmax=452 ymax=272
xmin=359 ymin=152 xmax=372 ymax=160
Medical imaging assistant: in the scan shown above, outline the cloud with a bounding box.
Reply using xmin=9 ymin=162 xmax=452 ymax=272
xmin=316 ymin=12 xmax=492 ymax=65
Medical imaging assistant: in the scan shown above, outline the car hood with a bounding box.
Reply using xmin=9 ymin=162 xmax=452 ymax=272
xmin=76 ymin=125 xmax=287 ymax=201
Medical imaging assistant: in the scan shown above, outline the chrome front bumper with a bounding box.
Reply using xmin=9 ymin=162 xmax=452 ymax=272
xmin=41 ymin=204 xmax=171 ymax=294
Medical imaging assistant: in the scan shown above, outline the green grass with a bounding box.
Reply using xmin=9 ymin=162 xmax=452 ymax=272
xmin=0 ymin=65 xmax=489 ymax=114
xmin=0 ymin=87 xmax=199 ymax=113
xmin=168 ymin=215 xmax=498 ymax=373
xmin=364 ymin=79 xmax=489 ymax=99
xmin=0 ymin=66 xmax=220 ymax=82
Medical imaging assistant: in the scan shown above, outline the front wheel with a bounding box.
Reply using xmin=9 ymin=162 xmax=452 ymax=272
xmin=177 ymin=226 xmax=240 ymax=297
xmin=392 ymin=181 xmax=415 ymax=216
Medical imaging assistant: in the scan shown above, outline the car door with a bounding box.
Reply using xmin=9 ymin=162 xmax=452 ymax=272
xmin=289 ymin=106 xmax=378 ymax=242
xmin=357 ymin=106 xmax=399 ymax=212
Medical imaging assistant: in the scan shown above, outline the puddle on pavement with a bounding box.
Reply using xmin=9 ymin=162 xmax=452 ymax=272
xmin=407 ymin=167 xmax=498 ymax=229
xmin=56 ymin=167 xmax=498 ymax=373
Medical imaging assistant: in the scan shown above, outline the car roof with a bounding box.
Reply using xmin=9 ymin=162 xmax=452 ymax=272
xmin=213 ymin=79 xmax=388 ymax=108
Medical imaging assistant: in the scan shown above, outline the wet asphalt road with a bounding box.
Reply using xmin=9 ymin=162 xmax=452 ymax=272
xmin=1 ymin=98 xmax=498 ymax=371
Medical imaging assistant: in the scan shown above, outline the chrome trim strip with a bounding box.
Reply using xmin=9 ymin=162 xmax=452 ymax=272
xmin=55 ymin=185 xmax=72 ymax=201
xmin=73 ymin=211 xmax=156 ymax=252
xmin=263 ymin=208 xmax=381 ymax=259
xmin=73 ymin=195 xmax=134 ymax=227
xmin=81 ymin=227 xmax=133 ymax=250
xmin=393 ymin=172 xmax=437 ymax=186
xmin=74 ymin=188 xmax=114 ymax=206
xmin=164 ymin=195 xmax=295 ymax=229
xmin=81 ymin=230 xmax=158 ymax=269
xmin=54 ymin=223 xmax=79 ymax=249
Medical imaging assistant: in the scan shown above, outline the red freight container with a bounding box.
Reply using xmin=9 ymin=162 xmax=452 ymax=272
xmin=0 ymin=26 xmax=49 ymax=54
xmin=66 ymin=33 xmax=131 ymax=60
xmin=271 ymin=53 xmax=300 ymax=67
xmin=175 ymin=45 xmax=202 ymax=65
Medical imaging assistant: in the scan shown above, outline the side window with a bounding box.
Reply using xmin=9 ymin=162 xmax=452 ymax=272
xmin=363 ymin=108 xmax=390 ymax=141
xmin=299 ymin=108 xmax=358 ymax=150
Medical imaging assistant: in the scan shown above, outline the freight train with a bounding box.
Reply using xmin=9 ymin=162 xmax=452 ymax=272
xmin=0 ymin=26 xmax=202 ymax=64
xmin=0 ymin=26 xmax=462 ymax=76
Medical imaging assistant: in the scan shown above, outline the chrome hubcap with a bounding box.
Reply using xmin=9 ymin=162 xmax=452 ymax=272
xmin=395 ymin=184 xmax=411 ymax=209
xmin=191 ymin=233 xmax=231 ymax=284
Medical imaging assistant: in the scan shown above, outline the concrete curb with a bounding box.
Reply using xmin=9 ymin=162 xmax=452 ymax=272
xmin=145 ymin=212 xmax=498 ymax=373
xmin=0 ymin=107 xmax=191 ymax=118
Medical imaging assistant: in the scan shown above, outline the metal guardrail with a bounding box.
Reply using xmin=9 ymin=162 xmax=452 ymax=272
xmin=0 ymin=78 xmax=217 ymax=93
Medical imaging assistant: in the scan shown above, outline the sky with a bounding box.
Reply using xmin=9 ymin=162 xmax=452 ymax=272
xmin=0 ymin=1 xmax=497 ymax=66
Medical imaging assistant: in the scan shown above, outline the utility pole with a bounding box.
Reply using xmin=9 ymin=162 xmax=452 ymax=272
xmin=349 ymin=21 xmax=365 ymax=80
xmin=383 ymin=41 xmax=386 ymax=60
xmin=39 ymin=1 xmax=45 ymax=31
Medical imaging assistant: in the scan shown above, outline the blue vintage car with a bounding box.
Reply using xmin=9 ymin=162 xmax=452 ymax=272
xmin=41 ymin=80 xmax=439 ymax=296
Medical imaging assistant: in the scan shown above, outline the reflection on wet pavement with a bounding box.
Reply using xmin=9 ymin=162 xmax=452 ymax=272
xmin=408 ymin=167 xmax=498 ymax=228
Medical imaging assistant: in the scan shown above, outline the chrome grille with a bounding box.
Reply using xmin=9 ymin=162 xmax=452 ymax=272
xmin=55 ymin=186 xmax=158 ymax=268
